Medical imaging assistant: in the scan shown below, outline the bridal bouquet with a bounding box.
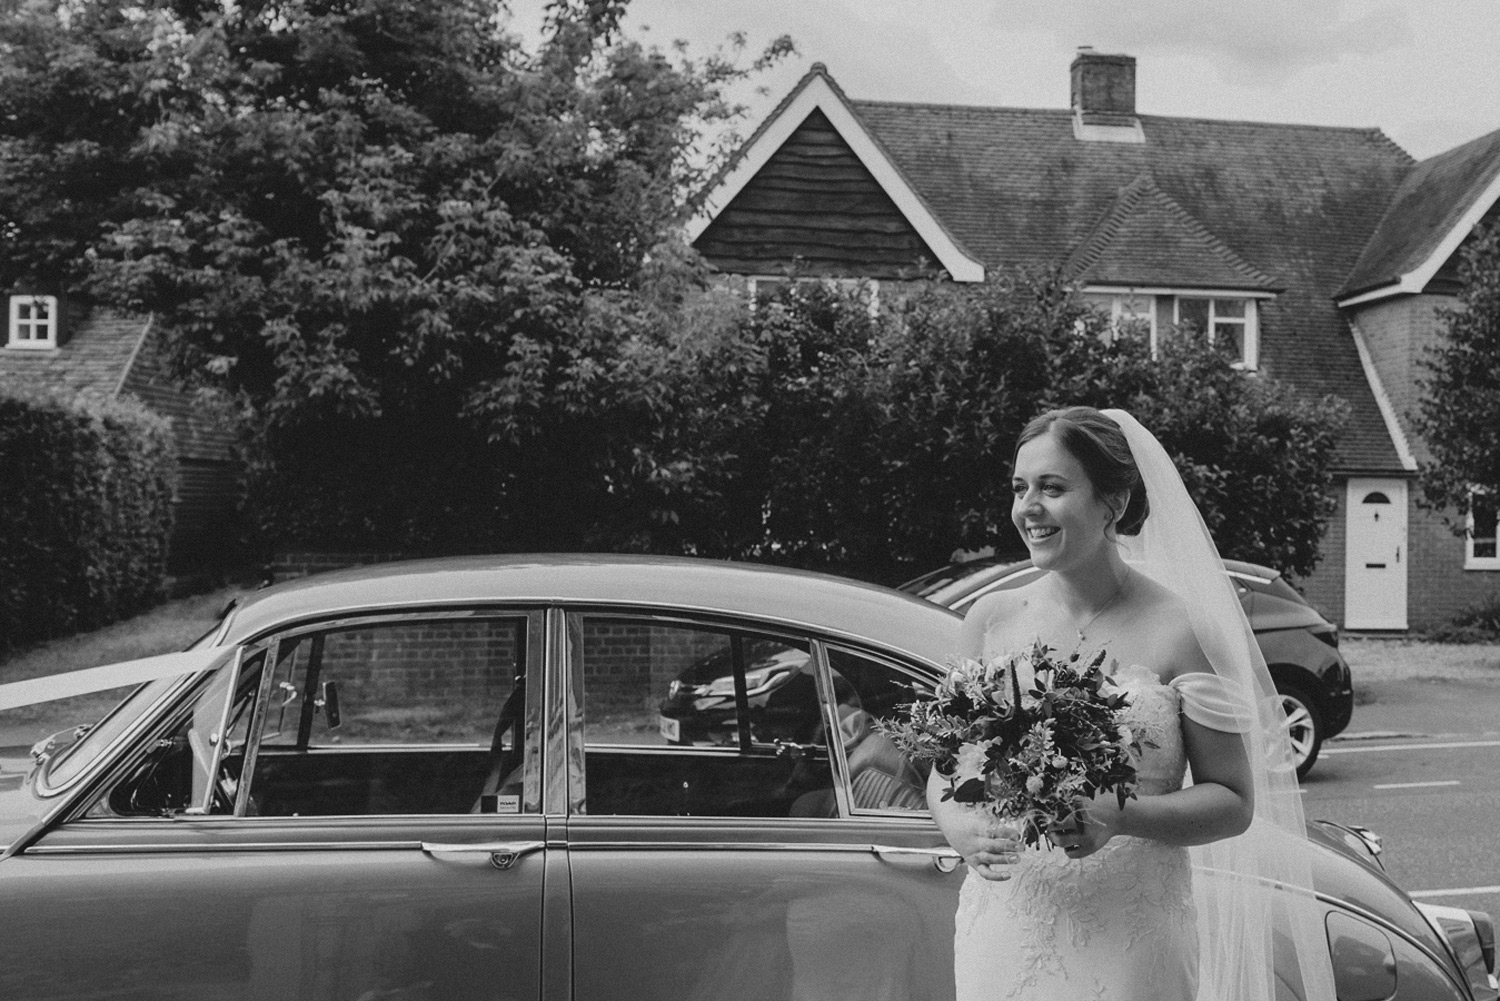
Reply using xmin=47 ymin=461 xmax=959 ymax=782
xmin=880 ymin=642 xmax=1139 ymax=850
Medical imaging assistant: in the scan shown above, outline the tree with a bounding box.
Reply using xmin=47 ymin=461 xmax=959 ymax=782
xmin=634 ymin=273 xmax=1348 ymax=582
xmin=0 ymin=0 xmax=790 ymax=552
xmin=1414 ymin=220 xmax=1500 ymax=522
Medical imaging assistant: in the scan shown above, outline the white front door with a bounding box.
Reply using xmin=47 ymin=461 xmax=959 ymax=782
xmin=1343 ymin=478 xmax=1408 ymax=630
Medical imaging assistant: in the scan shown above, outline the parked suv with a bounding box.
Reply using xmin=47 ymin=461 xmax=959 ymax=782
xmin=899 ymin=557 xmax=1353 ymax=777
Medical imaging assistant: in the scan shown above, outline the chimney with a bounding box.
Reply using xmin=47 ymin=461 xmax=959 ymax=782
xmin=1071 ymin=48 xmax=1136 ymax=118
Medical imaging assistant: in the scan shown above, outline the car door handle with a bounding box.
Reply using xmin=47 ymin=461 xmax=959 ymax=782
xmin=420 ymin=840 xmax=545 ymax=870
xmin=871 ymin=844 xmax=964 ymax=873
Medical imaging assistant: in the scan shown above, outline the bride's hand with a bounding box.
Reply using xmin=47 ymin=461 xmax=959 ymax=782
xmin=1048 ymin=793 xmax=1124 ymax=859
xmin=952 ymin=812 xmax=1023 ymax=881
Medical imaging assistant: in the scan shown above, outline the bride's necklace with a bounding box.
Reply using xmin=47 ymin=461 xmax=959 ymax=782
xmin=1072 ymin=579 xmax=1126 ymax=644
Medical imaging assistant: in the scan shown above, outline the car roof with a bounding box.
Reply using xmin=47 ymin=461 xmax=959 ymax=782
xmin=902 ymin=554 xmax=1286 ymax=606
xmin=219 ymin=554 xmax=962 ymax=665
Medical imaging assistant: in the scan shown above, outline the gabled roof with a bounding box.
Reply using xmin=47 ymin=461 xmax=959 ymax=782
xmin=687 ymin=66 xmax=985 ymax=282
xmin=1066 ymin=174 xmax=1279 ymax=291
xmin=0 ymin=309 xmax=233 ymax=461
xmin=0 ymin=311 xmax=149 ymax=401
xmin=1337 ymin=125 xmax=1500 ymax=304
xmin=807 ymin=95 xmax=1412 ymax=472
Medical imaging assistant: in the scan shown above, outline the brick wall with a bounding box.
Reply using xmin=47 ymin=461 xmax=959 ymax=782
xmin=582 ymin=620 xmax=726 ymax=715
xmin=1346 ymin=294 xmax=1500 ymax=631
xmin=1299 ymin=483 xmax=1347 ymax=625
xmin=320 ymin=620 xmax=519 ymax=704
xmin=1409 ymin=504 xmax=1500 ymax=630
xmin=1349 ymin=295 xmax=1456 ymax=464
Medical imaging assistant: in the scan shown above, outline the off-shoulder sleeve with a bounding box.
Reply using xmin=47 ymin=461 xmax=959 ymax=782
xmin=1169 ymin=672 xmax=1255 ymax=733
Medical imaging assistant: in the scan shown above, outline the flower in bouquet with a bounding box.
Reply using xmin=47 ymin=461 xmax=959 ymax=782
xmin=878 ymin=641 xmax=1139 ymax=850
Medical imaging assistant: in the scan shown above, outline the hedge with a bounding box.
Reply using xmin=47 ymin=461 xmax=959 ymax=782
xmin=0 ymin=385 xmax=176 ymax=656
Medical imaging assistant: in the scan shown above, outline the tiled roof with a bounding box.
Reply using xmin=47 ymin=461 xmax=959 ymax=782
xmin=1338 ymin=125 xmax=1500 ymax=299
xmin=0 ymin=311 xmax=145 ymax=401
xmin=1066 ymin=174 xmax=1278 ymax=290
xmin=0 ymin=310 xmax=234 ymax=461
xmin=848 ymin=100 xmax=1415 ymax=472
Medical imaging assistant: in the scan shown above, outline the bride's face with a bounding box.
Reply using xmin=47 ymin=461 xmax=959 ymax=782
xmin=1011 ymin=431 xmax=1117 ymax=572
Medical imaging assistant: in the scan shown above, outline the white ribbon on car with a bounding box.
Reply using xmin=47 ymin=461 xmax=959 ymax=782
xmin=0 ymin=649 xmax=229 ymax=711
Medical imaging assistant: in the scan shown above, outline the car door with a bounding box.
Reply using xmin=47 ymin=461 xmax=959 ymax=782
xmin=0 ymin=609 xmax=552 ymax=1001
xmin=562 ymin=609 xmax=964 ymax=1001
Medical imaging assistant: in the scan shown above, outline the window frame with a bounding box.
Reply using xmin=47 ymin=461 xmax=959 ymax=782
xmin=1172 ymin=295 xmax=1258 ymax=370
xmin=1081 ymin=287 xmax=1263 ymax=370
xmin=1465 ymin=490 xmax=1500 ymax=570
xmin=565 ymin=606 xmax=935 ymax=823
xmin=7 ymin=294 xmax=59 ymax=350
xmin=84 ymin=607 xmax=546 ymax=821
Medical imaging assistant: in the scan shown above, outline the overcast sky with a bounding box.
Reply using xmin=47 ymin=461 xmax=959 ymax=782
xmin=509 ymin=0 xmax=1500 ymax=161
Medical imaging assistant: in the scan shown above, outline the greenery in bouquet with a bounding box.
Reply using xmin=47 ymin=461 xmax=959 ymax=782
xmin=879 ymin=641 xmax=1139 ymax=850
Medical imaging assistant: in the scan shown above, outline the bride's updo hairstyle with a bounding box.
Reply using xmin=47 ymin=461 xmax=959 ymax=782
xmin=1016 ymin=406 xmax=1150 ymax=536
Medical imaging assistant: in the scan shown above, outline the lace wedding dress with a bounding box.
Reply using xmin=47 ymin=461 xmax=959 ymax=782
xmin=952 ymin=662 xmax=1247 ymax=1001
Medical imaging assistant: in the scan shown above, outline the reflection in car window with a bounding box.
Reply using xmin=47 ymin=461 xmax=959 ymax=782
xmin=100 ymin=616 xmax=527 ymax=818
xmin=579 ymin=616 xmax=833 ymax=818
xmin=823 ymin=648 xmax=931 ymax=813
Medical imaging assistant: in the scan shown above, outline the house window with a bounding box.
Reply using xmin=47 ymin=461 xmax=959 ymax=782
xmin=1171 ymin=297 xmax=1257 ymax=370
xmin=748 ymin=276 xmax=880 ymax=316
xmin=8 ymin=295 xmax=58 ymax=349
xmin=1080 ymin=291 xmax=1259 ymax=369
xmin=1466 ymin=492 xmax=1500 ymax=569
xmin=1080 ymin=292 xmax=1154 ymax=342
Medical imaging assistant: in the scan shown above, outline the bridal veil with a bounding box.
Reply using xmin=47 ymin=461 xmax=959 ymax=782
xmin=1102 ymin=409 xmax=1337 ymax=1001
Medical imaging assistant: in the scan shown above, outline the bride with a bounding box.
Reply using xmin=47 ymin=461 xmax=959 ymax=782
xmin=928 ymin=407 xmax=1336 ymax=1000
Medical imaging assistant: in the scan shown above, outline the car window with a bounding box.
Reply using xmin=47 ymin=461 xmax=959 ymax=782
xmin=91 ymin=648 xmax=267 ymax=818
xmin=824 ymin=646 xmax=932 ymax=814
xmin=99 ymin=614 xmax=531 ymax=818
xmin=577 ymin=615 xmax=834 ymax=818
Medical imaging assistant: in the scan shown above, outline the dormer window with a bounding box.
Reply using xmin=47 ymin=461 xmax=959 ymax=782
xmin=8 ymin=295 xmax=58 ymax=349
xmin=1081 ymin=288 xmax=1262 ymax=370
xmin=1173 ymin=296 xmax=1256 ymax=369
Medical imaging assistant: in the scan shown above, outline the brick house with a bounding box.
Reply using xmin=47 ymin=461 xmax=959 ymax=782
xmin=0 ymin=294 xmax=240 ymax=575
xmin=687 ymin=50 xmax=1500 ymax=632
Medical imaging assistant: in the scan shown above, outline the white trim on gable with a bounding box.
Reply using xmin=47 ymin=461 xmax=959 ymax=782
xmin=686 ymin=73 xmax=985 ymax=284
xmin=1336 ymin=167 xmax=1500 ymax=308
xmin=1347 ymin=319 xmax=1419 ymax=472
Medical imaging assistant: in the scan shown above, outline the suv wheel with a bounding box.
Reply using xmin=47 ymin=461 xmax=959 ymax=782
xmin=1279 ymin=684 xmax=1323 ymax=779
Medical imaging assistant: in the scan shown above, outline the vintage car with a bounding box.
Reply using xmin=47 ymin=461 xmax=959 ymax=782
xmin=900 ymin=556 xmax=1354 ymax=778
xmin=0 ymin=555 xmax=1493 ymax=1001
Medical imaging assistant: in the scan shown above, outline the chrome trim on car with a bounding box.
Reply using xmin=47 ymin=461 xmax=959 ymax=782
xmin=235 ymin=638 xmax=281 ymax=816
xmin=555 ymin=608 xmax=580 ymax=818
xmin=23 ymin=839 xmax=428 ymax=855
xmin=523 ymin=610 xmax=548 ymax=816
xmin=811 ymin=639 xmax=855 ymax=819
xmin=231 ymin=598 xmax=951 ymax=678
xmin=420 ymin=839 xmax=546 ymax=869
xmin=192 ymin=648 xmax=246 ymax=816
xmin=570 ymin=839 xmax=961 ymax=863
xmin=1226 ymin=569 xmax=1276 ymax=585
